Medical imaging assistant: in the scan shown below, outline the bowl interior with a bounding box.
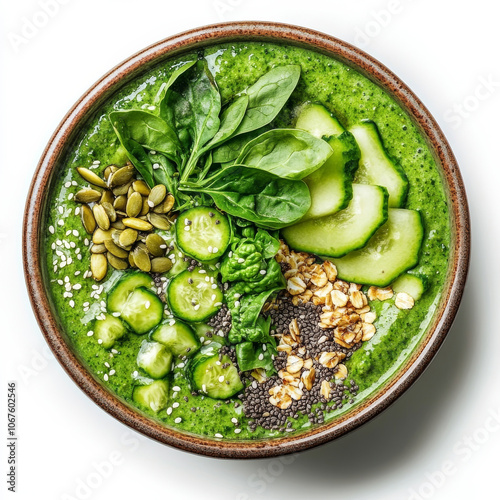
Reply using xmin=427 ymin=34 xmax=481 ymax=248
xmin=23 ymin=21 xmax=469 ymax=458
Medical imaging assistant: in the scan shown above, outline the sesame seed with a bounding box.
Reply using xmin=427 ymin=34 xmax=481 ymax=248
xmin=231 ymin=418 xmax=238 ymax=424
xmin=69 ymin=300 xmax=75 ymax=308
xmin=103 ymin=374 xmax=108 ymax=381
xmin=258 ymin=353 xmax=264 ymax=360
xmin=213 ymin=247 xmax=218 ymax=253
xmin=97 ymin=339 xmax=103 ymax=344
xmin=184 ymin=226 xmax=190 ymax=231
xmin=260 ymin=270 xmax=267 ymax=275
xmin=172 ymin=402 xmax=180 ymax=408
xmin=152 ymin=163 xmax=160 ymax=170
xmin=145 ymin=301 xmax=151 ymax=309
xmin=234 ymin=429 xmax=241 ymax=434
xmin=194 ymin=304 xmax=200 ymax=311
xmin=218 ymin=376 xmax=224 ymax=382
xmin=104 ymin=362 xmax=110 ymax=368
xmin=167 ymin=407 xmax=173 ymax=415
xmin=109 ymin=370 xmax=116 ymax=376
xmin=87 ymin=331 xmax=94 ymax=336
xmin=234 ymin=301 xmax=240 ymax=308
xmin=174 ymin=417 xmax=182 ymax=424
xmin=172 ymin=386 xmax=181 ymax=391
xmin=211 ymin=284 xmax=217 ymax=289
xmin=214 ymin=433 xmax=223 ymax=438
xmin=237 ymin=258 xmax=245 ymax=264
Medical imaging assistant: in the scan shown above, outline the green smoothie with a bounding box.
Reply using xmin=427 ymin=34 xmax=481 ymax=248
xmin=44 ymin=42 xmax=450 ymax=440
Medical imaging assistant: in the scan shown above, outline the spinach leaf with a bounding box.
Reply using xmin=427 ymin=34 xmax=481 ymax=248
xmin=235 ymin=340 xmax=276 ymax=373
xmin=155 ymin=59 xmax=197 ymax=106
xmin=255 ymin=229 xmax=280 ymax=259
xmin=202 ymin=94 xmax=248 ymax=152
xmin=234 ymin=65 xmax=301 ymax=135
xmin=197 ymin=166 xmax=311 ymax=229
xmin=211 ymin=126 xmax=269 ymax=164
xmin=109 ymin=110 xmax=181 ymax=162
xmin=236 ymin=129 xmax=332 ymax=179
xmin=150 ymin=153 xmax=177 ymax=199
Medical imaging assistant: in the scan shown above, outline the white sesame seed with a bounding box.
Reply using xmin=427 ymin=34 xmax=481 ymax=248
xmin=72 ymin=230 xmax=79 ymax=237
xmin=205 ymin=277 xmax=210 ymax=282
xmin=172 ymin=386 xmax=181 ymax=391
xmin=202 ymin=384 xmax=207 ymax=392
xmin=208 ymin=246 xmax=213 ymax=253
xmin=211 ymin=294 xmax=216 ymax=301
xmin=145 ymin=301 xmax=151 ymax=309
xmin=252 ymin=381 xmax=257 ymax=389
xmin=168 ymin=253 xmax=175 ymax=259
xmin=74 ymin=207 xmax=80 ymax=216
xmin=97 ymin=339 xmax=103 ymax=344
xmin=234 ymin=293 xmax=241 ymax=299
xmin=111 ymin=349 xmax=118 ymax=354
xmin=234 ymin=301 xmax=240 ymax=308
xmin=58 ymin=220 xmax=64 ymax=226
xmin=167 ymin=407 xmax=173 ymax=415
xmin=160 ymin=244 xmax=167 ymax=249
xmin=184 ymin=226 xmax=190 ymax=231
xmin=228 ymin=251 xmax=233 ymax=258
xmin=103 ymin=374 xmax=108 ymax=381
xmin=194 ymin=304 xmax=200 ymax=311
xmin=211 ymin=284 xmax=217 ymax=289
xmin=152 ymin=163 xmax=160 ymax=170
xmin=174 ymin=417 xmax=182 ymax=424
xmin=214 ymin=433 xmax=223 ymax=438
xmin=234 ymin=429 xmax=241 ymax=434
xmin=87 ymin=331 xmax=94 ymax=336
xmin=64 ymin=181 xmax=71 ymax=188
xmin=58 ymin=206 xmax=64 ymax=215
xmin=109 ymin=369 xmax=116 ymax=376
xmin=176 ymin=362 xmax=185 ymax=368
xmin=68 ymin=193 xmax=74 ymax=200
xmin=172 ymin=402 xmax=179 ymax=408
xmin=198 ymin=269 xmax=206 ymax=274
xmin=212 ymin=247 xmax=218 ymax=253
xmin=214 ymin=302 xmax=222 ymax=307
xmin=169 ymin=319 xmax=176 ymax=326
xmin=231 ymin=418 xmax=238 ymax=424
xmin=260 ymin=270 xmax=266 ymax=275
xmin=71 ymin=181 xmax=78 ymax=186
xmin=258 ymin=353 xmax=264 ymax=360
xmin=262 ymin=344 xmax=267 ymax=351
xmin=218 ymin=375 xmax=224 ymax=382
xmin=238 ymin=258 xmax=245 ymax=264
xmin=104 ymin=362 xmax=110 ymax=368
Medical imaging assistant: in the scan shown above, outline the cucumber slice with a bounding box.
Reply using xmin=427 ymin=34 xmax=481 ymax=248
xmin=137 ymin=340 xmax=173 ymax=379
xmin=167 ymin=269 xmax=223 ymax=322
xmin=120 ymin=287 xmax=164 ymax=334
xmin=166 ymin=243 xmax=189 ymax=277
xmin=391 ymin=272 xmax=428 ymax=301
xmin=132 ymin=379 xmax=169 ymax=413
xmin=94 ymin=314 xmax=127 ymax=349
xmin=332 ymin=209 xmax=424 ymax=286
xmin=151 ymin=321 xmax=201 ymax=357
xmin=176 ymin=207 xmax=231 ymax=262
xmin=350 ymin=120 xmax=409 ymax=208
xmin=108 ymin=272 xmax=153 ymax=313
xmin=295 ymin=103 xmax=344 ymax=138
xmin=186 ymin=350 xmax=243 ymax=399
xmin=282 ymin=184 xmax=389 ymax=258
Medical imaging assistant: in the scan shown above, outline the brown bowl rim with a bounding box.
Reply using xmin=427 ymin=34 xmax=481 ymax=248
xmin=23 ymin=21 xmax=470 ymax=459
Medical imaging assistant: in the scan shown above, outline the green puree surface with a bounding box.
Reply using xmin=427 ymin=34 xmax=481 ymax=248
xmin=44 ymin=42 xmax=450 ymax=440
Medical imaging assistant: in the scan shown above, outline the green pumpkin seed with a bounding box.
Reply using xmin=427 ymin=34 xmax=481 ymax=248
xmin=153 ymin=194 xmax=175 ymax=214
xmin=113 ymin=195 xmax=127 ymax=212
xmin=90 ymin=253 xmax=107 ymax=281
xmin=151 ymin=257 xmax=173 ymax=274
xmin=109 ymin=165 xmax=135 ymax=188
xmin=75 ymin=188 xmax=102 ymax=204
xmin=107 ymin=252 xmax=129 ymax=270
xmin=132 ymin=180 xmax=150 ymax=196
xmin=92 ymin=228 xmax=112 ymax=244
xmin=148 ymin=184 xmax=167 ymax=208
xmin=128 ymin=252 xmax=136 ymax=268
xmin=120 ymin=228 xmax=138 ymax=248
xmin=76 ymin=167 xmax=107 ymax=188
xmin=90 ymin=243 xmax=106 ymax=254
xmin=147 ymin=212 xmax=171 ymax=231
xmin=132 ymin=244 xmax=151 ymax=272
xmin=103 ymin=165 xmax=118 ymax=180
xmin=146 ymin=233 xmax=166 ymax=257
xmin=93 ymin=204 xmax=110 ymax=230
xmin=122 ymin=218 xmax=153 ymax=232
xmin=126 ymin=192 xmax=143 ymax=218
xmin=81 ymin=205 xmax=96 ymax=234
xmin=104 ymin=239 xmax=129 ymax=259
xmin=140 ymin=197 xmax=150 ymax=216
xmin=112 ymin=181 xmax=133 ymax=197
xmin=111 ymin=219 xmax=126 ymax=230
xmin=100 ymin=190 xmax=114 ymax=205
xmin=101 ymin=202 xmax=117 ymax=223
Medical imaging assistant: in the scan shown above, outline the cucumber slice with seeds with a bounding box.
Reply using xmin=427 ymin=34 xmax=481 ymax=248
xmin=391 ymin=272 xmax=428 ymax=301
xmin=108 ymin=272 xmax=153 ymax=313
xmin=332 ymin=209 xmax=424 ymax=286
xmin=132 ymin=379 xmax=169 ymax=413
xmin=94 ymin=314 xmax=127 ymax=349
xmin=120 ymin=287 xmax=164 ymax=334
xmin=176 ymin=207 xmax=231 ymax=262
xmin=295 ymin=103 xmax=345 ymax=138
xmin=167 ymin=269 xmax=223 ymax=322
xmin=151 ymin=321 xmax=201 ymax=357
xmin=137 ymin=340 xmax=173 ymax=379
xmin=282 ymin=184 xmax=388 ymax=258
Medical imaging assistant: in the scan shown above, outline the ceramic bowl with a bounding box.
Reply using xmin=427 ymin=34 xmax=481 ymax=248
xmin=23 ymin=21 xmax=470 ymax=458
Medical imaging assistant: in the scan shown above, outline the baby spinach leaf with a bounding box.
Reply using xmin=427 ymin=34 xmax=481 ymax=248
xmin=236 ymin=129 xmax=333 ymax=179
xmin=155 ymin=58 xmax=197 ymax=106
xmin=109 ymin=110 xmax=181 ymax=162
xmin=235 ymin=65 xmax=301 ymax=135
xmin=235 ymin=341 xmax=276 ymax=373
xmin=197 ymin=165 xmax=311 ymax=228
xmin=211 ymin=126 xmax=269 ymax=164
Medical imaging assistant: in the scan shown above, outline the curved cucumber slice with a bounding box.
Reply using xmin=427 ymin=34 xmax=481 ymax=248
xmin=391 ymin=272 xmax=428 ymax=301
xmin=295 ymin=103 xmax=344 ymax=138
xmin=120 ymin=287 xmax=164 ymax=334
xmin=151 ymin=321 xmax=201 ymax=357
xmin=132 ymin=379 xmax=169 ymax=413
xmin=94 ymin=314 xmax=127 ymax=349
xmin=137 ymin=340 xmax=173 ymax=379
xmin=167 ymin=269 xmax=223 ymax=322
xmin=176 ymin=207 xmax=231 ymax=262
xmin=332 ymin=209 xmax=424 ymax=286
xmin=282 ymin=184 xmax=388 ymax=258
xmin=186 ymin=350 xmax=243 ymax=399
xmin=166 ymin=243 xmax=189 ymax=277
xmin=350 ymin=120 xmax=409 ymax=208
xmin=108 ymin=272 xmax=153 ymax=313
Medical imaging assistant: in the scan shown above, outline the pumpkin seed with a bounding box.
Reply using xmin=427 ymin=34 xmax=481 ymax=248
xmin=148 ymin=184 xmax=167 ymax=207
xmin=104 ymin=239 xmax=129 ymax=259
xmin=75 ymin=188 xmax=102 ymax=204
xmin=113 ymin=195 xmax=127 ymax=212
xmin=90 ymin=243 xmax=106 ymax=254
xmin=101 ymin=202 xmax=117 ymax=223
xmin=126 ymin=192 xmax=143 ymax=218
xmin=112 ymin=181 xmax=133 ymax=197
xmin=147 ymin=212 xmax=171 ymax=230
xmin=132 ymin=244 xmax=151 ymax=272
xmin=76 ymin=167 xmax=107 ymax=188
xmin=119 ymin=228 xmax=138 ymax=248
xmin=122 ymin=218 xmax=153 ymax=231
xmin=128 ymin=252 xmax=136 ymax=268
xmin=153 ymin=194 xmax=175 ymax=214
xmin=81 ymin=205 xmax=96 ymax=234
xmin=103 ymin=165 xmax=118 ymax=180
xmin=140 ymin=197 xmax=150 ymax=216
xmin=111 ymin=219 xmax=126 ymax=230
xmin=107 ymin=252 xmax=129 ymax=270
xmin=100 ymin=190 xmax=114 ymax=205
xmin=151 ymin=257 xmax=173 ymax=273
xmin=109 ymin=165 xmax=135 ymax=188
xmin=92 ymin=228 xmax=112 ymax=244
xmin=91 ymin=253 xmax=107 ymax=281
xmin=133 ymin=180 xmax=150 ymax=196
xmin=92 ymin=204 xmax=110 ymax=230
xmin=146 ymin=233 xmax=166 ymax=257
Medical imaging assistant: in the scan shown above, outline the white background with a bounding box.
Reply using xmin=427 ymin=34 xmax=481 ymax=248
xmin=1 ymin=1 xmax=499 ymax=499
